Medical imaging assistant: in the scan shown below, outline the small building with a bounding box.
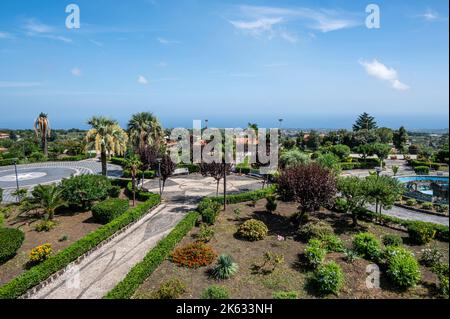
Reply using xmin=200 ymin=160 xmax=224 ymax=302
xmin=0 ymin=132 xmax=9 ymax=139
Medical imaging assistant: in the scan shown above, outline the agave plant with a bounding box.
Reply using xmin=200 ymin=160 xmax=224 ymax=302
xmin=211 ymin=254 xmax=239 ymax=280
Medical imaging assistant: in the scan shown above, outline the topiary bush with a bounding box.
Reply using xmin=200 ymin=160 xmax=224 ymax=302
xmin=353 ymin=232 xmax=382 ymax=261
xmin=61 ymin=174 xmax=111 ymax=209
xmin=304 ymin=238 xmax=327 ymax=268
xmin=382 ymin=234 xmax=403 ymax=247
xmin=384 ymin=246 xmax=421 ymax=288
xmin=0 ymin=228 xmax=25 ymax=263
xmin=92 ymin=198 xmax=130 ymax=224
xmin=407 ymin=222 xmax=436 ymax=245
xmin=201 ymin=286 xmax=230 ymax=299
xmin=170 ymin=242 xmax=217 ymax=268
xmin=414 ymin=166 xmax=430 ymax=175
xmin=237 ymin=219 xmax=268 ymax=241
xmin=311 ymin=261 xmax=345 ymax=296
xmin=210 ymin=254 xmax=239 ymax=280
xmin=298 ymin=219 xmax=334 ymax=241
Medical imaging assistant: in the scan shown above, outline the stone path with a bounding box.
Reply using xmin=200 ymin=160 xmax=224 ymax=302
xmin=0 ymin=160 xmax=122 ymax=203
xmin=368 ymin=204 xmax=449 ymax=226
xmin=28 ymin=203 xmax=193 ymax=299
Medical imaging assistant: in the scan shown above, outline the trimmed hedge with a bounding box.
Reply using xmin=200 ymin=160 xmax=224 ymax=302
xmin=126 ymin=182 xmax=159 ymax=202
xmin=122 ymin=169 xmax=156 ymax=179
xmin=92 ymin=199 xmax=130 ymax=224
xmin=0 ymin=196 xmax=160 ymax=299
xmin=110 ymin=157 xmax=127 ymax=167
xmin=209 ymin=185 xmax=276 ymax=205
xmin=414 ymin=166 xmax=430 ymax=175
xmin=104 ymin=211 xmax=199 ymax=299
xmin=177 ymin=163 xmax=200 ymax=173
xmin=0 ymin=228 xmax=25 ymax=264
xmin=357 ymin=208 xmax=449 ymax=242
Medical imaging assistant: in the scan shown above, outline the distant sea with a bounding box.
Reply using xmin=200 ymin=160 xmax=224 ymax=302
xmin=0 ymin=114 xmax=448 ymax=132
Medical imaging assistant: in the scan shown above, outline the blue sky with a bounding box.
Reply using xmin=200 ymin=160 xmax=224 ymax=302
xmin=0 ymin=0 xmax=448 ymax=129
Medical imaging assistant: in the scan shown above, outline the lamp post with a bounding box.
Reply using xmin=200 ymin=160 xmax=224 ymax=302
xmin=205 ymin=119 xmax=209 ymax=130
xmin=156 ymin=158 xmax=162 ymax=197
xmin=13 ymin=158 xmax=20 ymax=202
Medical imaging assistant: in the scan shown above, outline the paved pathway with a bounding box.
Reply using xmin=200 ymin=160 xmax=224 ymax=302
xmin=28 ymin=203 xmax=193 ymax=299
xmin=0 ymin=160 xmax=122 ymax=203
xmin=368 ymin=204 xmax=449 ymax=226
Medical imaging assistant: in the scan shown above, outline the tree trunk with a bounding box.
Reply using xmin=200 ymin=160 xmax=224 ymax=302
xmin=216 ymin=180 xmax=219 ymax=196
xmin=132 ymin=175 xmax=136 ymax=207
xmin=101 ymin=147 xmax=107 ymax=176
xmin=223 ymin=172 xmax=227 ymax=211
xmin=42 ymin=136 xmax=48 ymax=157
xmin=162 ymin=179 xmax=166 ymax=196
xmin=352 ymin=212 xmax=358 ymax=227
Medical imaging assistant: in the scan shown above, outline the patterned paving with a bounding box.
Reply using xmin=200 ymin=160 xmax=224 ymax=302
xmin=0 ymin=159 xmax=122 ymax=203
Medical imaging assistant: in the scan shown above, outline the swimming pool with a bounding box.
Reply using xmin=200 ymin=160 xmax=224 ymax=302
xmin=396 ymin=176 xmax=449 ymax=183
xmin=396 ymin=175 xmax=449 ymax=204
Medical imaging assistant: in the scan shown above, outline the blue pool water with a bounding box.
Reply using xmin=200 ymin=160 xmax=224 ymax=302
xmin=396 ymin=176 xmax=449 ymax=183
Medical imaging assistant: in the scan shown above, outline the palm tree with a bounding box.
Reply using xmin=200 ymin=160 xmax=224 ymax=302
xmin=125 ymin=155 xmax=142 ymax=206
xmin=30 ymin=184 xmax=67 ymax=220
xmin=34 ymin=113 xmax=51 ymax=156
xmin=127 ymin=112 xmax=164 ymax=154
xmin=86 ymin=117 xmax=128 ymax=176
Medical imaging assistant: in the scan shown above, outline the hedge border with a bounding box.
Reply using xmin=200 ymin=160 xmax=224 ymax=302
xmin=357 ymin=208 xmax=449 ymax=242
xmin=208 ymin=185 xmax=277 ymax=205
xmin=104 ymin=211 xmax=199 ymax=299
xmin=0 ymin=195 xmax=160 ymax=299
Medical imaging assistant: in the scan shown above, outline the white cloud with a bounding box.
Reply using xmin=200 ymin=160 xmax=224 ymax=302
xmin=89 ymin=39 xmax=103 ymax=47
xmin=137 ymin=75 xmax=149 ymax=85
xmin=417 ymin=9 xmax=439 ymax=21
xmin=0 ymin=32 xmax=13 ymax=39
xmin=228 ymin=5 xmax=360 ymax=41
xmin=71 ymin=68 xmax=82 ymax=77
xmin=22 ymin=18 xmax=72 ymax=43
xmin=359 ymin=59 xmax=410 ymax=91
xmin=156 ymin=61 xmax=168 ymax=67
xmin=0 ymin=81 xmax=42 ymax=88
xmin=157 ymin=37 xmax=180 ymax=44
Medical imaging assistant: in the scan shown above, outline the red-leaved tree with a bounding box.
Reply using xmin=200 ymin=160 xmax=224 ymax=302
xmin=278 ymin=163 xmax=337 ymax=222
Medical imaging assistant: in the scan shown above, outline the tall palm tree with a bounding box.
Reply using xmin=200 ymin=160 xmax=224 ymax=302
xmin=125 ymin=155 xmax=142 ymax=207
xmin=127 ymin=112 xmax=164 ymax=154
xmin=30 ymin=184 xmax=67 ymax=221
xmin=34 ymin=113 xmax=51 ymax=156
xmin=86 ymin=116 xmax=128 ymax=176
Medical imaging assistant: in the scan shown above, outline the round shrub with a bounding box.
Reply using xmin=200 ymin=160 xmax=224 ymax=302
xmin=29 ymin=243 xmax=52 ymax=264
xmin=298 ymin=218 xmax=334 ymax=241
xmin=151 ymin=278 xmax=186 ymax=299
xmin=92 ymin=198 xmax=130 ymax=224
xmin=382 ymin=234 xmax=403 ymax=247
xmin=407 ymin=222 xmax=436 ymax=245
xmin=435 ymin=204 xmax=448 ymax=214
xmin=311 ymin=261 xmax=345 ymax=295
xmin=414 ymin=166 xmax=429 ymax=175
xmin=201 ymin=286 xmax=230 ymax=299
xmin=237 ymin=219 xmax=268 ymax=241
xmin=420 ymin=246 xmax=443 ymax=267
xmin=405 ymin=199 xmax=417 ymax=206
xmin=421 ymin=202 xmax=433 ymax=210
xmin=170 ymin=242 xmax=217 ymax=268
xmin=304 ymin=239 xmax=327 ymax=268
xmin=61 ymin=175 xmax=111 ymax=209
xmin=0 ymin=228 xmax=25 ymax=263
xmin=353 ymin=232 xmax=382 ymax=261
xmin=108 ymin=186 xmax=121 ymax=198
xmin=321 ymin=234 xmax=345 ymax=253
xmin=384 ymin=246 xmax=421 ymax=288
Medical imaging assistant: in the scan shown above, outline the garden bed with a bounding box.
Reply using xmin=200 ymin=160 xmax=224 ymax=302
xmin=0 ymin=205 xmax=102 ymax=286
xmin=133 ymin=199 xmax=448 ymax=299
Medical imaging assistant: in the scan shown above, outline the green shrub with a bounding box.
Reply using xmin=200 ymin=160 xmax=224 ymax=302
xmin=419 ymin=245 xmax=443 ymax=267
xmin=110 ymin=157 xmax=127 ymax=166
xmin=61 ymin=175 xmax=111 ymax=209
xmin=321 ymin=234 xmax=345 ymax=252
xmin=384 ymin=246 xmax=421 ymax=288
xmin=34 ymin=220 xmax=56 ymax=232
xmin=92 ymin=198 xmax=130 ymax=224
xmin=29 ymin=243 xmax=52 ymax=264
xmin=0 ymin=228 xmax=25 ymax=263
xmin=414 ymin=166 xmax=429 ymax=175
xmin=333 ymin=198 xmax=348 ymax=213
xmin=272 ymin=291 xmax=298 ymax=299
xmin=343 ymin=248 xmax=359 ymax=264
xmin=201 ymin=286 xmax=230 ymax=299
xmin=122 ymin=169 xmax=156 ymax=179
xmin=210 ymin=254 xmax=239 ymax=280
xmin=201 ymin=207 xmax=219 ymax=225
xmin=421 ymin=202 xmax=433 ymax=210
xmin=432 ymin=263 xmax=449 ymax=298
xmin=108 ymin=186 xmax=121 ymax=198
xmin=311 ymin=261 xmax=345 ymax=295
xmin=0 ymin=197 xmax=160 ymax=299
xmin=405 ymin=199 xmax=417 ymax=206
xmin=265 ymin=195 xmax=277 ymax=213
xmin=407 ymin=222 xmax=436 ymax=245
xmin=435 ymin=204 xmax=449 ymax=213
xmin=197 ymin=198 xmax=221 ymax=225
xmin=125 ymin=182 xmax=160 ymax=202
xmin=105 ymin=212 xmax=198 ymax=299
xmin=304 ymin=239 xmax=327 ymax=268
xmin=237 ymin=219 xmax=268 ymax=241
xmin=0 ymin=188 xmax=3 ymax=202
xmin=298 ymin=219 xmax=334 ymax=241
xmin=353 ymin=232 xmax=382 ymax=261
xmin=382 ymin=234 xmax=403 ymax=247
xmin=150 ymin=278 xmax=186 ymax=299
xmin=209 ymin=185 xmax=276 ymax=205
xmin=195 ymin=224 xmax=215 ymax=243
